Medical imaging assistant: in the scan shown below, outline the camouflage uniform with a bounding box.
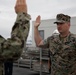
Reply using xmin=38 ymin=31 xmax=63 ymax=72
xmin=42 ymin=14 xmax=76 ymax=75
xmin=0 ymin=12 xmax=31 ymax=75
xmin=43 ymin=33 xmax=76 ymax=75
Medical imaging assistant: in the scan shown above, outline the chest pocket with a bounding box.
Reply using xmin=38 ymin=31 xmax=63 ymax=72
xmin=58 ymin=40 xmax=76 ymax=61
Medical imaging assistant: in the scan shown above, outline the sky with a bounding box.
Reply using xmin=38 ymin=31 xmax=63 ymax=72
xmin=0 ymin=0 xmax=76 ymax=40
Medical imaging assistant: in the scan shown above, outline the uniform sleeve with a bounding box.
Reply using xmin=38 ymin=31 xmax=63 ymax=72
xmin=11 ymin=12 xmax=31 ymax=43
xmin=0 ymin=13 xmax=31 ymax=61
xmin=40 ymin=37 xmax=50 ymax=48
xmin=0 ymin=35 xmax=5 ymax=59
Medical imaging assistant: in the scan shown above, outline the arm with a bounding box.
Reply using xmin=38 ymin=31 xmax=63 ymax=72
xmin=34 ymin=15 xmax=43 ymax=46
xmin=11 ymin=0 xmax=31 ymax=42
xmin=0 ymin=0 xmax=31 ymax=60
xmin=11 ymin=0 xmax=31 ymax=48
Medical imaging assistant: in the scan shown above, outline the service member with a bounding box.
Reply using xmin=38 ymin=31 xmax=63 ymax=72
xmin=34 ymin=14 xmax=76 ymax=75
xmin=0 ymin=0 xmax=31 ymax=75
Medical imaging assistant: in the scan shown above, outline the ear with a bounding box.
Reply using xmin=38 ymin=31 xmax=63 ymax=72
xmin=68 ymin=22 xmax=70 ymax=27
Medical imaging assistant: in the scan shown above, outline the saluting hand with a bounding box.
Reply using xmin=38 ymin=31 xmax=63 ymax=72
xmin=34 ymin=15 xmax=41 ymax=28
xmin=15 ymin=0 xmax=27 ymax=14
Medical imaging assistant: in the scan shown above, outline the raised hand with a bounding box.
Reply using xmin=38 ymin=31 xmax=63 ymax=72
xmin=34 ymin=15 xmax=41 ymax=28
xmin=15 ymin=0 xmax=27 ymax=14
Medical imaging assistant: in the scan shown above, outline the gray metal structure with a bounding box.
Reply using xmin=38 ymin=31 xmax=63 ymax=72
xmin=14 ymin=47 xmax=51 ymax=75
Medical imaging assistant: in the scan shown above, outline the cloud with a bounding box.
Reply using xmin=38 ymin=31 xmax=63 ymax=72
xmin=26 ymin=0 xmax=76 ymax=20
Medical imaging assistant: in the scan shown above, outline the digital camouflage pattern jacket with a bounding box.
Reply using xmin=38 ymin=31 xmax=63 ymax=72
xmin=43 ymin=33 xmax=76 ymax=75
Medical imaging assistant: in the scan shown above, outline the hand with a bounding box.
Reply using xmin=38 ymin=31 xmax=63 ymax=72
xmin=15 ymin=0 xmax=27 ymax=14
xmin=34 ymin=15 xmax=41 ymax=28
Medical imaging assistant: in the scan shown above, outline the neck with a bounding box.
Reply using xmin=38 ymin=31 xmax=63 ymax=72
xmin=60 ymin=31 xmax=70 ymax=38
